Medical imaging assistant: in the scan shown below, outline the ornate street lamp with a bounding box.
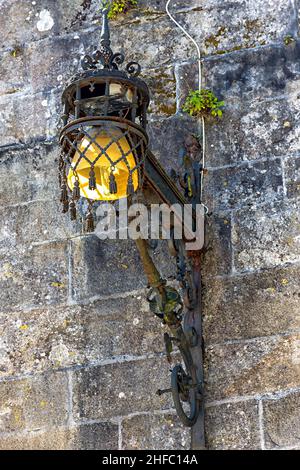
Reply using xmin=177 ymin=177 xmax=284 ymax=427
xmin=59 ymin=11 xmax=149 ymax=230
xmin=58 ymin=9 xmax=205 ymax=450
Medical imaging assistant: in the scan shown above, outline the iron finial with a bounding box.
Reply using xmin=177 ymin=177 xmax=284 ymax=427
xmin=100 ymin=7 xmax=111 ymax=47
xmin=80 ymin=1 xmax=141 ymax=75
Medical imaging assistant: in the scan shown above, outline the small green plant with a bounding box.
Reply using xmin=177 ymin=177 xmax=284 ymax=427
xmin=101 ymin=0 xmax=137 ymax=20
xmin=182 ymin=89 xmax=225 ymax=119
xmin=284 ymin=35 xmax=295 ymax=46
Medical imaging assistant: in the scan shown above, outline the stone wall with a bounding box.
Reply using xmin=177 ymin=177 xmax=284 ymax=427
xmin=0 ymin=0 xmax=299 ymax=450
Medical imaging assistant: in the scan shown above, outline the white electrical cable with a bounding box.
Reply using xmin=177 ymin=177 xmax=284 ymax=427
xmin=166 ymin=0 xmax=202 ymax=90
xmin=165 ymin=0 xmax=207 ymax=208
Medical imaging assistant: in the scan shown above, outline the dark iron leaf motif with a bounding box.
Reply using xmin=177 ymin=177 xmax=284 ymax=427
xmin=126 ymin=62 xmax=142 ymax=77
xmin=81 ymin=49 xmax=141 ymax=77
xmin=80 ymin=9 xmax=141 ymax=76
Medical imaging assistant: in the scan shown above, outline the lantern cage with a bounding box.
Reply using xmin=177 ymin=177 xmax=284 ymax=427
xmin=58 ymin=8 xmax=150 ymax=231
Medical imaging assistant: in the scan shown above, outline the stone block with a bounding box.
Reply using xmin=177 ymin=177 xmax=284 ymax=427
xmin=204 ymin=158 xmax=283 ymax=212
xmin=0 ymin=371 xmax=68 ymax=433
xmin=109 ymin=1 xmax=297 ymax=67
xmin=122 ymin=413 xmax=189 ymax=450
xmin=0 ymin=241 xmax=68 ymax=312
xmin=141 ymin=66 xmax=176 ymax=116
xmin=0 ymin=143 xmax=59 ymax=206
xmin=0 ymin=0 xmax=94 ymax=51
xmin=206 ymin=400 xmax=260 ymax=450
xmin=205 ymin=333 xmax=300 ymax=401
xmin=0 ymin=295 xmax=166 ymax=377
xmin=0 ymin=89 xmax=60 ymax=147
xmin=203 ymin=42 xmax=300 ymax=104
xmin=205 ymin=96 xmax=300 ymax=167
xmin=195 ymin=0 xmax=297 ymax=56
xmin=72 ymin=356 xmax=173 ymax=420
xmin=0 ymin=422 xmax=118 ymax=450
xmin=0 ymin=0 xmax=297 ymax=61
xmin=70 ymin=236 xmax=175 ymax=301
xmin=26 ymin=34 xmax=92 ymax=94
xmin=203 ymin=264 xmax=300 ymax=343
xmin=232 ymin=200 xmax=300 ymax=272
xmin=70 ymin=236 xmax=146 ymax=300
xmin=147 ymin=115 xmax=200 ymax=173
xmin=0 ymin=200 xmax=81 ymax=251
xmin=263 ymin=391 xmax=300 ymax=449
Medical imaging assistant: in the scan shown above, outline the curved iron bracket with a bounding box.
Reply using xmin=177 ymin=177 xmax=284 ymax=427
xmin=135 ymin=130 xmax=206 ymax=448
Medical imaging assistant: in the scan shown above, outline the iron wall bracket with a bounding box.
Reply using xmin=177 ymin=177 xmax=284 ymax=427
xmin=136 ymin=134 xmax=205 ymax=449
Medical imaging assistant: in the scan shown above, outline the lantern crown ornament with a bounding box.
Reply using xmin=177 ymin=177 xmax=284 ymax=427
xmin=59 ymin=8 xmax=149 ymax=231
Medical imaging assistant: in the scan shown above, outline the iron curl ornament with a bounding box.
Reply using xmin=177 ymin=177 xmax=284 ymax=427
xmin=81 ymin=8 xmax=141 ymax=77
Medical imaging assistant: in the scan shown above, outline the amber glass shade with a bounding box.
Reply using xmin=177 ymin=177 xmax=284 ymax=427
xmin=67 ymin=127 xmax=139 ymax=201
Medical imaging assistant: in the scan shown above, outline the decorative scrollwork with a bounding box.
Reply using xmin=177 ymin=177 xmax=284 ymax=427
xmin=79 ymin=10 xmax=142 ymax=78
xmin=126 ymin=61 xmax=142 ymax=77
xmin=81 ymin=49 xmax=141 ymax=77
xmin=97 ymin=44 xmax=114 ymax=68
xmin=171 ymin=364 xmax=199 ymax=427
xmin=110 ymin=52 xmax=125 ymax=69
xmin=81 ymin=54 xmax=97 ymax=71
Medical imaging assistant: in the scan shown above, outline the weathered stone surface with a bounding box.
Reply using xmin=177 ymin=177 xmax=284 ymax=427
xmin=0 ymin=371 xmax=68 ymax=433
xmin=179 ymin=51 xmax=300 ymax=166
xmin=0 ymin=0 xmax=96 ymax=50
xmin=138 ymin=0 xmax=200 ymax=12
xmin=0 ymin=422 xmax=118 ymax=450
xmin=203 ymin=42 xmax=300 ymax=104
xmin=203 ymin=264 xmax=300 ymax=343
xmin=0 ymin=241 xmax=68 ymax=312
xmin=205 ymin=333 xmax=300 ymax=401
xmin=0 ymin=200 xmax=81 ymax=250
xmin=0 ymin=295 xmax=166 ymax=377
xmin=206 ymin=400 xmax=260 ymax=450
xmin=110 ymin=1 xmax=297 ymax=66
xmin=26 ymin=34 xmax=91 ymax=94
xmin=70 ymin=236 xmax=145 ymax=300
xmin=232 ymin=201 xmax=300 ymax=272
xmin=0 ymin=90 xmax=59 ymax=146
xmin=141 ymin=66 xmax=176 ymax=116
xmin=205 ymin=96 xmax=300 ymax=167
xmin=122 ymin=413 xmax=189 ymax=450
xmin=0 ymin=143 xmax=58 ymax=206
xmin=177 ymin=46 xmax=300 ymax=166
xmin=204 ymin=158 xmax=283 ymax=212
xmin=0 ymin=50 xmax=27 ymax=97
xmin=148 ymin=115 xmax=200 ymax=173
xmin=263 ymin=391 xmax=300 ymax=449
xmin=70 ymin=235 xmax=175 ymax=301
xmin=188 ymin=0 xmax=297 ymax=56
xmin=0 ymin=0 xmax=297 ymax=59
xmin=284 ymin=155 xmax=300 ymax=200
xmin=72 ymin=356 xmax=173 ymax=420
xmin=202 ymin=212 xmax=232 ymax=277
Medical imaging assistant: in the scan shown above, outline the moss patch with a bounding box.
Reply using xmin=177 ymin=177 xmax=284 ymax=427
xmin=101 ymin=0 xmax=138 ymax=20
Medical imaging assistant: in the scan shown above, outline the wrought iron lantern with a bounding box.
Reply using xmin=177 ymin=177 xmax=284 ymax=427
xmin=58 ymin=8 xmax=206 ymax=450
xmin=59 ymin=10 xmax=149 ymax=230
